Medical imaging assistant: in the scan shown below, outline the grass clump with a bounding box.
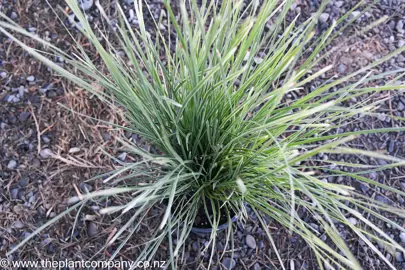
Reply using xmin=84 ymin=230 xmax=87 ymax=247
xmin=1 ymin=0 xmax=405 ymax=268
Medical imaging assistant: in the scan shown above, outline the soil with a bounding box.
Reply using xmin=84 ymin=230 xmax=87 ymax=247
xmin=1 ymin=0 xmax=405 ymax=269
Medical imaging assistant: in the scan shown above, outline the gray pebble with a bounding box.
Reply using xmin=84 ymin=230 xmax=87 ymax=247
xmin=10 ymin=12 xmax=18 ymax=20
xmin=19 ymin=112 xmax=31 ymax=122
xmin=246 ymin=234 xmax=256 ymax=249
xmin=12 ymin=221 xmax=25 ymax=229
xmin=125 ymin=0 xmax=134 ymax=4
xmin=11 ymin=188 xmax=19 ymax=200
xmin=78 ymin=0 xmax=93 ymax=10
xmin=397 ymin=20 xmax=404 ymax=33
xmin=347 ymin=217 xmax=357 ymax=226
xmin=377 ymin=113 xmax=386 ymax=121
xmin=376 ymin=195 xmax=389 ymax=204
xmin=337 ymin=64 xmax=347 ymax=74
xmin=398 ymin=40 xmax=405 ymax=49
xmin=395 ymin=251 xmax=404 ymax=262
xmin=335 ymin=1 xmax=344 ymax=7
xmin=32 ymin=158 xmax=41 ymax=166
xmin=0 ymin=71 xmax=7 ymax=78
xmin=319 ymin=13 xmax=330 ymax=23
xmin=87 ymin=222 xmax=98 ymax=237
xmin=118 ymin=152 xmax=127 ymax=161
xmin=400 ymin=232 xmax=405 ymax=243
xmin=39 ymin=148 xmax=54 ymax=158
xmin=18 ymin=177 xmax=30 ymax=187
xmin=351 ymin=11 xmax=361 ymax=18
xmin=42 ymin=135 xmax=51 ymax=144
xmin=18 ymin=86 xmax=27 ymax=98
xmin=26 ymin=75 xmax=35 ymax=82
xmin=46 ymin=90 xmax=57 ymax=98
xmin=7 ymin=160 xmax=18 ymax=170
xmin=221 ymin=257 xmax=236 ymax=270
xmin=377 ymin=159 xmax=388 ymax=166
xmin=398 ymin=101 xmax=405 ymax=111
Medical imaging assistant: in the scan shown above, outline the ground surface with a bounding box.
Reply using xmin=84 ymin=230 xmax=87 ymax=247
xmin=1 ymin=0 xmax=405 ymax=269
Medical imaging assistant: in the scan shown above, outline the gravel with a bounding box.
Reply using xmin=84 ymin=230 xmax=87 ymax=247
xmin=78 ymin=0 xmax=93 ymax=11
xmin=246 ymin=234 xmax=257 ymax=249
xmin=221 ymin=257 xmax=236 ymax=270
xmin=87 ymin=222 xmax=98 ymax=237
xmin=0 ymin=0 xmax=404 ymax=269
xmin=7 ymin=160 xmax=18 ymax=170
xmin=337 ymin=63 xmax=347 ymax=74
xmin=395 ymin=252 xmax=404 ymax=262
xmin=319 ymin=13 xmax=330 ymax=23
xmin=39 ymin=148 xmax=54 ymax=158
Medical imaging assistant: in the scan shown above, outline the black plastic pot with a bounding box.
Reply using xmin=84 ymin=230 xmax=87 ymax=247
xmin=191 ymin=215 xmax=238 ymax=236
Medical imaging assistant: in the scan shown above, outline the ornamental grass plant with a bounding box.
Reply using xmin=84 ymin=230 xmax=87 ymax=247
xmin=2 ymin=0 xmax=405 ymax=268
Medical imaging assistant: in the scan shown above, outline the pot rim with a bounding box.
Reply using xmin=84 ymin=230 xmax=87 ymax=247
xmin=191 ymin=215 xmax=238 ymax=234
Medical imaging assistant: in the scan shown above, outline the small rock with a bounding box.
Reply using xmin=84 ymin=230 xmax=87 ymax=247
xmin=335 ymin=1 xmax=344 ymax=7
xmin=246 ymin=234 xmax=256 ymax=249
xmin=26 ymin=75 xmax=35 ymax=82
xmin=398 ymin=101 xmax=405 ymax=111
xmin=125 ymin=0 xmax=134 ymax=4
xmin=319 ymin=13 xmax=330 ymax=23
xmin=18 ymin=177 xmax=30 ymax=187
xmin=87 ymin=222 xmax=98 ymax=237
xmin=377 ymin=159 xmax=388 ymax=166
xmin=68 ymin=147 xmax=81 ymax=154
xmin=221 ymin=257 xmax=236 ymax=270
xmin=12 ymin=221 xmax=25 ymax=229
xmin=395 ymin=251 xmax=404 ymax=262
xmin=369 ymin=172 xmax=377 ymax=179
xmin=118 ymin=152 xmax=127 ymax=161
xmin=0 ymin=71 xmax=7 ymax=78
xmin=347 ymin=217 xmax=357 ymax=226
xmin=32 ymin=158 xmax=41 ymax=166
xmin=398 ymin=40 xmax=405 ymax=49
xmin=351 ymin=11 xmax=361 ymax=18
xmin=362 ymin=51 xmax=374 ymax=61
xmin=253 ymin=57 xmax=263 ymax=65
xmin=378 ymin=113 xmax=386 ymax=122
xmin=397 ymin=20 xmax=404 ymax=33
xmin=400 ymin=232 xmax=405 ymax=243
xmin=46 ymin=90 xmax=57 ymax=98
xmin=78 ymin=0 xmax=93 ymax=10
xmin=42 ymin=135 xmax=51 ymax=144
xmin=39 ymin=148 xmax=54 ymax=158
xmin=376 ymin=195 xmax=389 ymax=204
xmin=10 ymin=11 xmax=18 ymax=20
xmin=7 ymin=160 xmax=18 ymax=170
xmin=19 ymin=112 xmax=31 ymax=122
xmin=11 ymin=188 xmax=19 ymax=200
xmin=337 ymin=64 xmax=347 ymax=74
